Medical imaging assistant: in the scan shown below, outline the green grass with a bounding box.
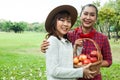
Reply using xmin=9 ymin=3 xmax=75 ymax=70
xmin=0 ymin=32 xmax=46 ymax=80
xmin=0 ymin=32 xmax=120 ymax=80
xmin=100 ymin=39 xmax=120 ymax=80
xmin=110 ymin=39 xmax=120 ymax=63
xmin=101 ymin=63 xmax=120 ymax=80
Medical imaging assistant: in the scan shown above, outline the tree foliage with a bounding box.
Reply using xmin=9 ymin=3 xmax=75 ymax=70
xmin=95 ymin=0 xmax=120 ymax=39
xmin=93 ymin=0 xmax=120 ymax=39
xmin=0 ymin=20 xmax=45 ymax=33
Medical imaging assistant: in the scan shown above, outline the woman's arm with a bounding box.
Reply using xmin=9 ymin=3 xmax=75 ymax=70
xmin=101 ymin=37 xmax=112 ymax=67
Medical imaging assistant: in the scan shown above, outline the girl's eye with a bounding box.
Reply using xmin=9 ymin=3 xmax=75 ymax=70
xmin=67 ymin=20 xmax=71 ymax=23
xmin=58 ymin=18 xmax=71 ymax=23
xmin=59 ymin=18 xmax=65 ymax=21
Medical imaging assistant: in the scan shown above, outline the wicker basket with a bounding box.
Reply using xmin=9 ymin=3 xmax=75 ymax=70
xmin=74 ymin=38 xmax=103 ymax=76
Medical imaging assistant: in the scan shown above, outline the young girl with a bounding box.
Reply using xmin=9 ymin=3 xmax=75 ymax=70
xmin=45 ymin=5 xmax=95 ymax=80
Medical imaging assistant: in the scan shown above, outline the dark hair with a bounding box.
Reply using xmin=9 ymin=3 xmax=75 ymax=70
xmin=80 ymin=4 xmax=98 ymax=19
xmin=45 ymin=10 xmax=71 ymax=40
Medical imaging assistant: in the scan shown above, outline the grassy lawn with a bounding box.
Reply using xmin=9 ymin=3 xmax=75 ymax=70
xmin=101 ymin=39 xmax=120 ymax=80
xmin=0 ymin=32 xmax=46 ymax=80
xmin=0 ymin=32 xmax=120 ymax=80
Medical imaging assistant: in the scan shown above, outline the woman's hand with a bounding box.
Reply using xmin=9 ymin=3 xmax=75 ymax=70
xmin=73 ymin=39 xmax=83 ymax=56
xmin=74 ymin=38 xmax=83 ymax=48
xmin=40 ymin=39 xmax=49 ymax=53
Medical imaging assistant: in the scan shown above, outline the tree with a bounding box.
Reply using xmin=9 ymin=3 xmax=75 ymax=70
xmin=11 ymin=22 xmax=28 ymax=33
xmin=104 ymin=0 xmax=120 ymax=40
xmin=98 ymin=6 xmax=115 ymax=39
xmin=0 ymin=20 xmax=13 ymax=32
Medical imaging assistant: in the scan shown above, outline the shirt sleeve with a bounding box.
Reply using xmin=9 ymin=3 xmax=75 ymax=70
xmin=46 ymin=36 xmax=83 ymax=79
xmin=102 ymin=36 xmax=112 ymax=67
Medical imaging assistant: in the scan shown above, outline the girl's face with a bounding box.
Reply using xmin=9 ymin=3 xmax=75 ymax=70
xmin=56 ymin=17 xmax=71 ymax=37
xmin=80 ymin=6 xmax=97 ymax=29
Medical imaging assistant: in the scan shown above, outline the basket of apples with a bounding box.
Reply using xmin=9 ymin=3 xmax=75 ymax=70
xmin=73 ymin=38 xmax=103 ymax=75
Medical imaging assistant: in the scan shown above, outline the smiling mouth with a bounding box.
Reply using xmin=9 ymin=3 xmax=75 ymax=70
xmin=62 ymin=27 xmax=69 ymax=31
xmin=84 ymin=21 xmax=91 ymax=24
xmin=83 ymin=19 xmax=91 ymax=24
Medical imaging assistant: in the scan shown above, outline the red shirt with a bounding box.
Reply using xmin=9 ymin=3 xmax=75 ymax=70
xmin=67 ymin=26 xmax=112 ymax=80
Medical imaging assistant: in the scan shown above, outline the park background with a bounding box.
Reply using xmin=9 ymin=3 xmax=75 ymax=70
xmin=0 ymin=0 xmax=120 ymax=80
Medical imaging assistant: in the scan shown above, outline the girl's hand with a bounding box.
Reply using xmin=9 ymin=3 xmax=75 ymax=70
xmin=83 ymin=63 xmax=96 ymax=79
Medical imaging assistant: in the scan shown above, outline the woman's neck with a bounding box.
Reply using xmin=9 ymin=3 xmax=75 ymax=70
xmin=82 ymin=26 xmax=92 ymax=34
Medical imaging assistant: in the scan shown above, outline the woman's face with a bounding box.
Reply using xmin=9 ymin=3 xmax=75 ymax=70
xmin=56 ymin=17 xmax=71 ymax=37
xmin=80 ymin=6 xmax=97 ymax=29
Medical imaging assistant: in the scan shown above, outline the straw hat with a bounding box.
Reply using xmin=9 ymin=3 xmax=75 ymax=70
xmin=45 ymin=5 xmax=78 ymax=32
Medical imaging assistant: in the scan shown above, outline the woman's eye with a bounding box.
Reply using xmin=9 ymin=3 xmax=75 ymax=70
xmin=90 ymin=14 xmax=95 ymax=16
xmin=84 ymin=13 xmax=88 ymax=15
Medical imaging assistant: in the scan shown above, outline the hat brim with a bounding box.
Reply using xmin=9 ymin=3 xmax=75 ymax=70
xmin=45 ymin=5 xmax=78 ymax=32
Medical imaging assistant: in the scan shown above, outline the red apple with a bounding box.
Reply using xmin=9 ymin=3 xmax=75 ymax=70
xmin=83 ymin=59 xmax=91 ymax=64
xmin=86 ymin=54 xmax=91 ymax=59
xmin=90 ymin=57 xmax=98 ymax=63
xmin=90 ymin=50 xmax=98 ymax=57
xmin=73 ymin=56 xmax=79 ymax=64
xmin=79 ymin=54 xmax=87 ymax=61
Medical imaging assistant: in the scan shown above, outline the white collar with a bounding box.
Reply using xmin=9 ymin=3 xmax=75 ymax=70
xmin=60 ymin=38 xmax=69 ymax=43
